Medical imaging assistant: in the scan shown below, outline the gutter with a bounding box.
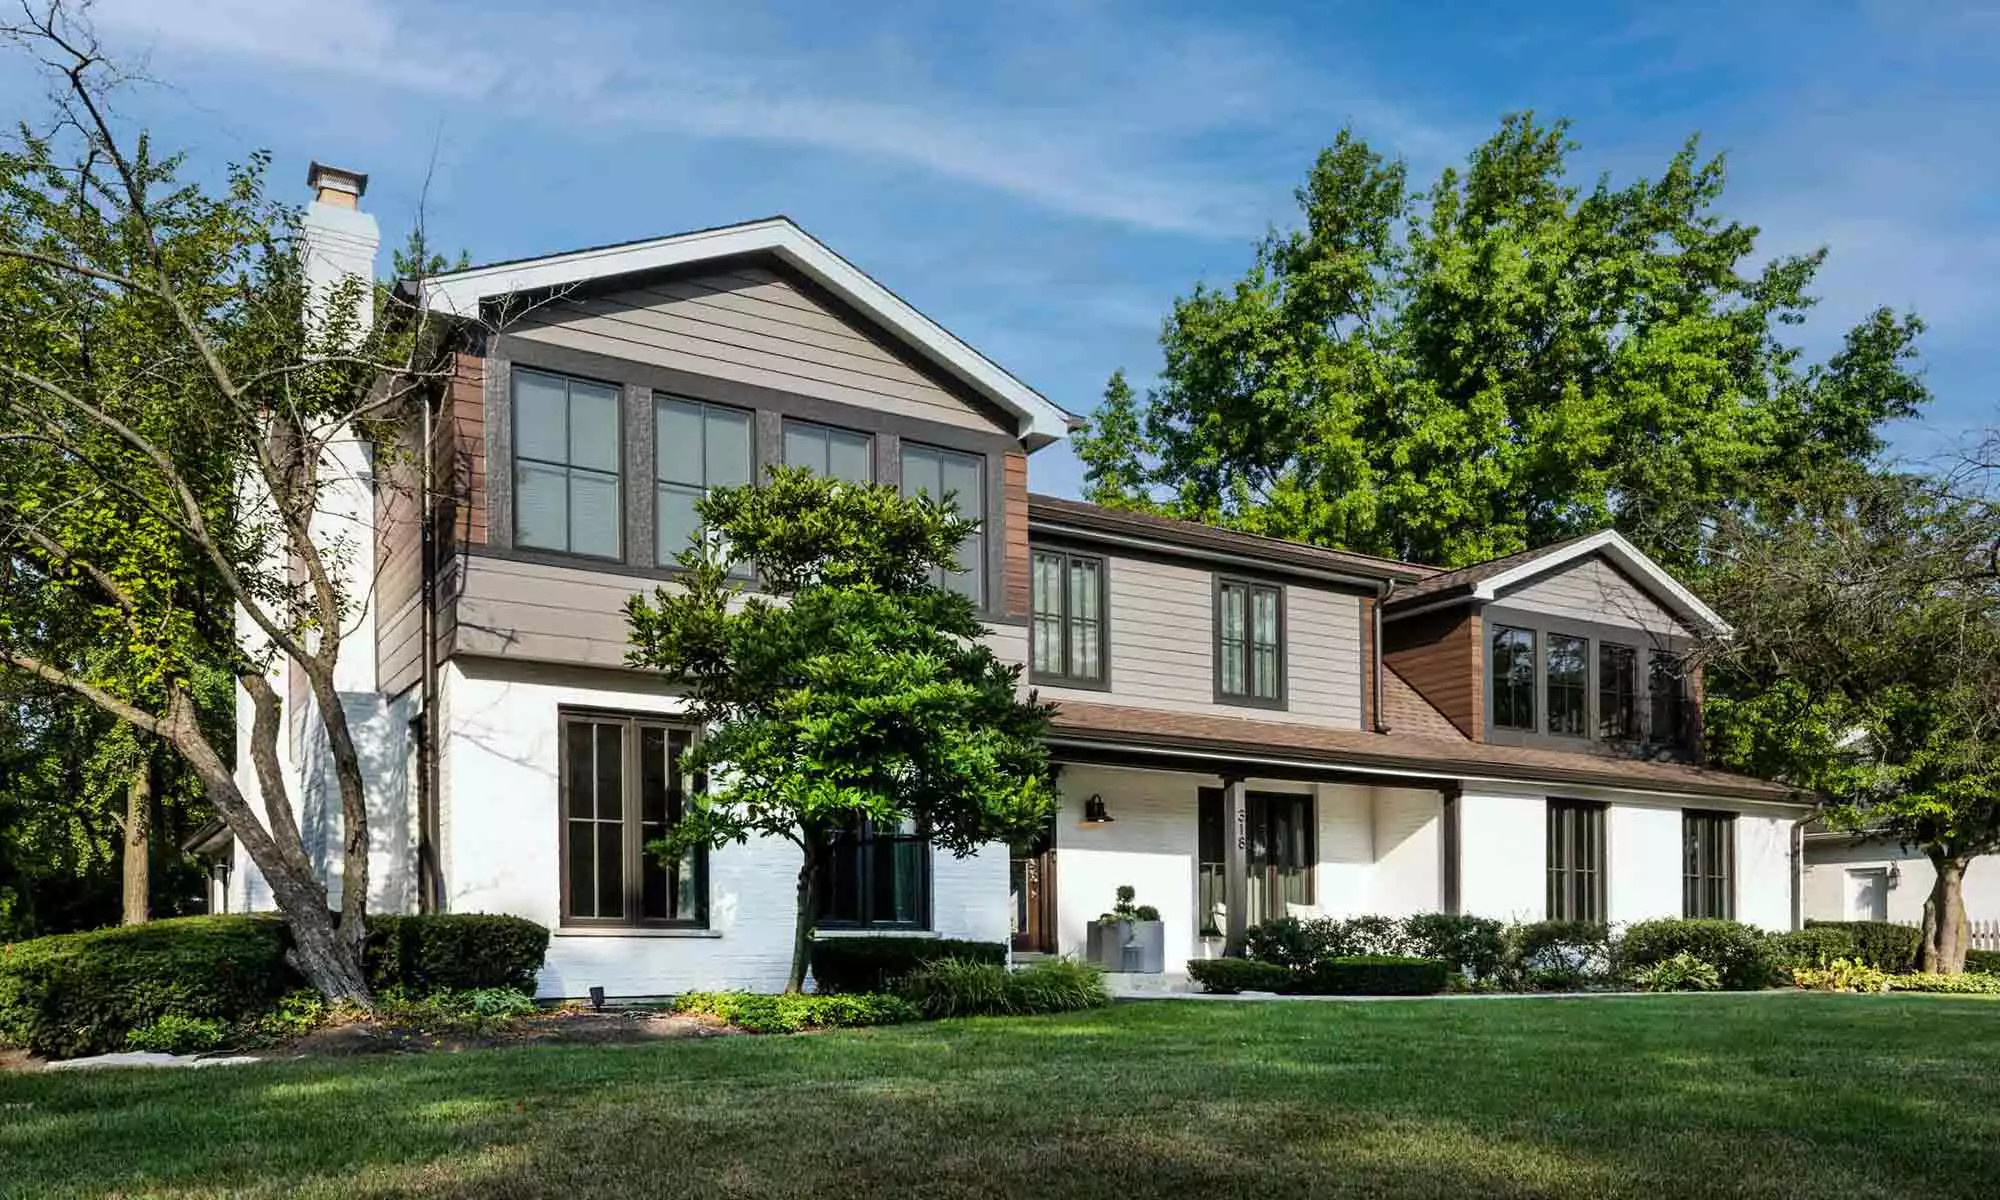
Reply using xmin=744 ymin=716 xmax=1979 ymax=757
xmin=1029 ymin=520 xmax=1400 ymax=593
xmin=1372 ymin=580 xmax=1391 ymax=734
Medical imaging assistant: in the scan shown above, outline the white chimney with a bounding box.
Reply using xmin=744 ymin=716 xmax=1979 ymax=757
xmin=301 ymin=161 xmax=379 ymax=340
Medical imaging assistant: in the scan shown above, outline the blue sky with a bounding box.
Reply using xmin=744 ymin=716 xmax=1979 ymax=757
xmin=24 ymin=0 xmax=1999 ymax=497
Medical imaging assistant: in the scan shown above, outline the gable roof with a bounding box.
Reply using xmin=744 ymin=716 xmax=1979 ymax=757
xmin=416 ymin=217 xmax=1078 ymax=447
xmin=1383 ymin=528 xmax=1730 ymax=636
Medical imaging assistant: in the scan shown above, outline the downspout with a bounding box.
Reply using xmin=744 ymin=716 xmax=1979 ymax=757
xmin=1790 ymin=812 xmax=1811 ymax=932
xmin=414 ymin=371 xmax=442 ymax=913
xmin=1372 ymin=580 xmax=1393 ymax=734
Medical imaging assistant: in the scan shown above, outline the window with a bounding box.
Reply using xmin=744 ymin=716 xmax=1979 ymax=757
xmin=783 ymin=419 xmax=873 ymax=484
xmin=900 ymin=443 xmax=985 ymax=603
xmin=1030 ymin=548 xmax=1107 ymax=685
xmin=1216 ymin=579 xmax=1284 ymax=705
xmin=1598 ymin=643 xmax=1639 ymax=740
xmin=1546 ymin=798 xmax=1606 ymax=922
xmin=560 ymin=713 xmax=705 ymax=927
xmin=1546 ymin=633 xmax=1588 ymax=737
xmin=514 ymin=369 xmax=621 ymax=557
xmin=818 ymin=817 xmax=928 ymax=928
xmin=1649 ymin=651 xmax=1689 ymax=745
xmin=1683 ymin=810 xmax=1736 ymax=919
xmin=1491 ymin=625 xmax=1536 ymax=731
xmin=1198 ymin=790 xmax=1314 ymax=934
xmin=655 ymin=395 xmax=754 ymax=567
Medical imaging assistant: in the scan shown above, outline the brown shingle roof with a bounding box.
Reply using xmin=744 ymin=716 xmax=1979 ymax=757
xmin=1027 ymin=495 xmax=1436 ymax=584
xmin=1381 ymin=666 xmax=1469 ymax=742
xmin=1382 ymin=530 xmax=1604 ymax=608
xmin=1045 ymin=698 xmax=1805 ymax=804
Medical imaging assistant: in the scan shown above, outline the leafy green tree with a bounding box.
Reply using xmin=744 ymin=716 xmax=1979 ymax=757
xmin=1075 ymin=114 xmax=1929 ymax=569
xmin=1701 ymin=471 xmax=2000 ymax=973
xmin=626 ymin=469 xmax=1058 ymax=991
xmin=0 ymin=8 xmax=447 ymax=1001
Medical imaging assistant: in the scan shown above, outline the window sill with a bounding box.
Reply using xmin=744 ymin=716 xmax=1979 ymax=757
xmin=813 ymin=929 xmax=939 ymax=940
xmin=555 ymin=926 xmax=722 ymax=939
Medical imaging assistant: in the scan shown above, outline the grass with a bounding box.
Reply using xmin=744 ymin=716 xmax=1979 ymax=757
xmin=4 ymin=994 xmax=1999 ymax=1198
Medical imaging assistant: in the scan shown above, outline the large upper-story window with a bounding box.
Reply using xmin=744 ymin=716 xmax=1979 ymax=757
xmin=1649 ymin=651 xmax=1689 ymax=744
xmin=1215 ymin=578 xmax=1283 ymax=706
xmin=900 ymin=442 xmax=984 ymax=603
xmin=655 ymin=395 xmax=753 ymax=565
xmin=560 ymin=712 xmax=706 ymax=928
xmin=1031 ymin=548 xmax=1106 ymax=686
xmin=1546 ymin=633 xmax=1588 ymax=737
xmin=1598 ymin=642 xmax=1639 ymax=740
xmin=783 ymin=419 xmax=873 ymax=483
xmin=515 ymin=369 xmax=621 ymax=558
xmin=1683 ymin=810 xmax=1736 ymax=919
xmin=1491 ymin=625 xmax=1536 ymax=730
xmin=1546 ymin=798 xmax=1606 ymax=922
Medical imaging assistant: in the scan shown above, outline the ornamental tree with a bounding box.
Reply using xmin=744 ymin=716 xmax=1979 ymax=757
xmin=1701 ymin=470 xmax=2000 ymax=973
xmin=625 ymin=468 xmax=1058 ymax=991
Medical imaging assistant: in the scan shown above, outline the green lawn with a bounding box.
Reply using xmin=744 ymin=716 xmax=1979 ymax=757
xmin=3 ymin=994 xmax=1998 ymax=1198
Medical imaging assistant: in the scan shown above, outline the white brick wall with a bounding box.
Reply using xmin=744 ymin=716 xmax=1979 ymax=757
xmin=1458 ymin=788 xmax=1548 ymax=921
xmin=1607 ymin=803 xmax=1681 ymax=924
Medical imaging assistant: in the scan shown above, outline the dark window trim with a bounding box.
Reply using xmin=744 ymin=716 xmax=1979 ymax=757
xmin=1212 ymin=575 xmax=1288 ymax=710
xmin=1683 ymin=808 xmax=1737 ymax=920
xmin=814 ymin=817 xmax=934 ymax=931
xmin=1649 ymin=649 xmax=1693 ymax=746
xmin=1545 ymin=631 xmax=1589 ymax=739
xmin=1546 ymin=797 xmax=1607 ymax=923
xmin=1482 ymin=603 xmax=1696 ymax=755
xmin=1029 ymin=545 xmax=1111 ymax=690
xmin=1490 ymin=624 xmax=1537 ymax=732
xmin=1597 ymin=641 xmax=1640 ymax=741
xmin=1197 ymin=788 xmax=1316 ymax=935
xmin=780 ymin=416 xmax=877 ymax=482
xmin=556 ymin=708 xmax=709 ymax=930
xmin=900 ymin=438 xmax=989 ymax=609
xmin=511 ymin=365 xmax=627 ymax=564
xmin=654 ymin=391 xmax=758 ymax=574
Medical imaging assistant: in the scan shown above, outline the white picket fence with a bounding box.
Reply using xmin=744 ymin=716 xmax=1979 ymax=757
xmin=1899 ymin=918 xmax=2000 ymax=952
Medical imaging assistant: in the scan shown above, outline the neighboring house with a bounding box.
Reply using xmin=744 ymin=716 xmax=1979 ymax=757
xmin=1802 ymin=831 xmax=2000 ymax=927
xmin=205 ymin=165 xmax=1812 ymax=997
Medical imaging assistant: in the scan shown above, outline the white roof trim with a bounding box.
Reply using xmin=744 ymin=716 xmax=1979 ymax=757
xmin=1472 ymin=529 xmax=1732 ymax=636
xmin=418 ymin=218 xmax=1073 ymax=443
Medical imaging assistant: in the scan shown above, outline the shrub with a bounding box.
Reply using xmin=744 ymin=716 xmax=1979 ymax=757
xmin=1243 ymin=917 xmax=1341 ymax=969
xmin=0 ymin=915 xmax=298 ymax=1058
xmin=1336 ymin=915 xmax=1417 ymax=957
xmin=1770 ymin=926 xmax=1857 ymax=971
xmin=895 ymin=958 xmax=1110 ymax=1017
xmin=1886 ymin=971 xmax=2000 ymax=995
xmin=1967 ymin=949 xmax=2000 ymax=973
xmin=808 ymin=937 xmax=1008 ymax=994
xmin=1403 ymin=913 xmax=1507 ymax=981
xmin=1185 ymin=958 xmax=1294 ymax=995
xmin=1618 ymin=919 xmax=1775 ymax=990
xmin=1791 ymin=958 xmax=1889 ymax=993
xmin=1506 ymin=921 xmax=1614 ymax=991
xmin=1294 ymin=955 xmax=1449 ymax=996
xmin=1803 ymin=921 xmax=1919 ymax=972
xmin=1630 ymin=951 xmax=1722 ymax=993
xmin=365 ymin=914 xmax=549 ymax=994
xmin=371 ymin=986 xmax=541 ymax=1034
xmin=123 ymin=1014 xmax=230 ymax=1055
xmin=674 ymin=990 xmax=919 ymax=1033
xmin=240 ymin=990 xmax=333 ymax=1044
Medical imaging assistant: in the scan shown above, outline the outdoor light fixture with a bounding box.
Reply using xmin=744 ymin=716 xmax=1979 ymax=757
xmin=588 ymin=985 xmax=606 ymax=1011
xmin=1082 ymin=794 xmax=1114 ymax=824
xmin=1887 ymin=863 xmax=1902 ymax=887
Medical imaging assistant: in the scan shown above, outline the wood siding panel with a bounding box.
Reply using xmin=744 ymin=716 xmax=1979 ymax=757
xmin=373 ymin=405 xmax=425 ymax=695
xmin=1036 ymin=553 xmax=1364 ymax=728
xmin=1002 ymin=451 xmax=1029 ymax=619
xmin=441 ymin=352 xmax=487 ymax=551
xmin=444 ymin=555 xmax=660 ymax=669
xmin=1383 ymin=607 xmax=1483 ymax=741
xmin=508 ymin=269 xmax=1004 ymax=434
xmin=1497 ymin=556 xmax=1688 ymax=637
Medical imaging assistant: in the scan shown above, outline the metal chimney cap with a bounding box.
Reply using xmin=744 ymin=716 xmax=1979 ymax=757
xmin=306 ymin=161 xmax=369 ymax=203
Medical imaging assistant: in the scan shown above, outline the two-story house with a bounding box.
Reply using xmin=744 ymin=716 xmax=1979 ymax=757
xmin=207 ymin=167 xmax=1810 ymax=997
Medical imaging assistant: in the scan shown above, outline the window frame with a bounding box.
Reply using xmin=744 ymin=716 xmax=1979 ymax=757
xmin=781 ymin=417 xmax=875 ymax=484
xmin=1649 ymin=650 xmax=1690 ymax=747
xmin=1213 ymin=576 xmax=1287 ymax=709
xmin=1682 ymin=809 xmax=1736 ymax=919
xmin=1029 ymin=546 xmax=1110 ymax=689
xmin=556 ymin=709 xmax=709 ymax=930
xmin=815 ymin=817 xmax=933 ymax=931
xmin=898 ymin=440 xmax=987 ymax=606
xmin=512 ymin=367 xmax=625 ymax=561
xmin=1597 ymin=642 xmax=1639 ymax=741
xmin=1490 ymin=624 xmax=1537 ymax=732
xmin=1546 ymin=798 xmax=1607 ymax=923
xmin=653 ymin=392 xmax=756 ymax=573
xmin=1545 ymin=632 xmax=1589 ymax=738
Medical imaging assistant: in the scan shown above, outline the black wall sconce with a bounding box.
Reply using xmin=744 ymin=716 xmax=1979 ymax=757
xmin=1082 ymin=794 xmax=1114 ymax=823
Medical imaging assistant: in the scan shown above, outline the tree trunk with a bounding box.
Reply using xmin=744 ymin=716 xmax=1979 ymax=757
xmin=303 ymin=663 xmax=371 ymax=961
xmin=1921 ymin=851 xmax=1970 ymax=975
xmin=120 ymin=756 xmax=152 ymax=924
xmin=787 ymin=838 xmax=821 ymax=994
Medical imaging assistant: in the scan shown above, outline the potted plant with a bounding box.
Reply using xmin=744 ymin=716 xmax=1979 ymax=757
xmin=1085 ymin=885 xmax=1166 ymax=973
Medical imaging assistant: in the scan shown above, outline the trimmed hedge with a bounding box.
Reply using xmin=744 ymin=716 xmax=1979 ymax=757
xmin=1186 ymin=958 xmax=1294 ymax=995
xmin=1804 ymin=921 xmax=1920 ymax=972
xmin=1403 ymin=913 xmax=1507 ymax=981
xmin=1618 ymin=919 xmax=1775 ymax=990
xmin=808 ymin=937 xmax=1006 ymax=994
xmin=1296 ymin=955 xmax=1450 ymax=996
xmin=0 ymin=916 xmax=298 ymax=1059
xmin=366 ymin=914 xmax=548 ymax=994
xmin=1770 ymin=926 xmax=1857 ymax=971
xmin=1508 ymin=921 xmax=1614 ymax=990
xmin=673 ymin=991 xmax=918 ymax=1033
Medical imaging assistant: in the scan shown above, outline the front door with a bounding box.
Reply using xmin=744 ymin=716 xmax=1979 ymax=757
xmin=1011 ymin=819 xmax=1056 ymax=953
xmin=1847 ymin=868 xmax=1888 ymax=921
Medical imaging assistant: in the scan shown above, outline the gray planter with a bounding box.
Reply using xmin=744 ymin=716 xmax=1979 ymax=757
xmin=1085 ymin=919 xmax=1166 ymax=973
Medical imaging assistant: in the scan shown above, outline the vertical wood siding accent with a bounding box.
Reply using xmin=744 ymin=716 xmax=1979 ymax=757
xmin=1359 ymin=595 xmax=1376 ymax=732
xmin=507 ymin=265 xmax=1007 ymax=434
xmin=1002 ymin=451 xmax=1030 ymax=619
xmin=1383 ymin=607 xmax=1484 ymax=741
xmin=440 ymin=352 xmax=487 ymax=551
xmin=1497 ymin=556 xmax=1688 ymax=637
xmin=1035 ymin=554 xmax=1363 ymax=728
xmin=373 ymin=407 xmax=425 ymax=696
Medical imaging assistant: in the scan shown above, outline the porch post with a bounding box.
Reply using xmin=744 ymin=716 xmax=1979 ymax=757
xmin=1223 ymin=774 xmax=1249 ymax=957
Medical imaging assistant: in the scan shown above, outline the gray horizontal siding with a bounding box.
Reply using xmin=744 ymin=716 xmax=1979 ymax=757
xmin=1496 ymin=556 xmax=1689 ymax=638
xmin=447 ymin=555 xmax=658 ymax=669
xmin=376 ymin=594 xmax=425 ymax=696
xmin=508 ymin=266 xmax=999 ymax=433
